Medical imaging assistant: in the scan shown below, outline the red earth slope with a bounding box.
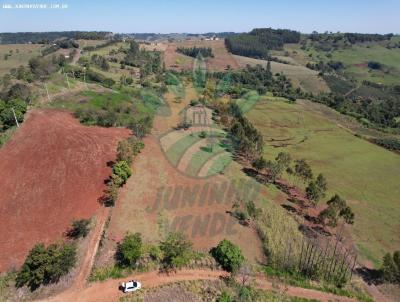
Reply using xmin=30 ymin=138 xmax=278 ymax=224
xmin=0 ymin=109 xmax=130 ymax=271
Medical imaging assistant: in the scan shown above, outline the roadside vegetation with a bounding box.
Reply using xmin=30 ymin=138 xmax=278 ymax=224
xmin=16 ymin=243 xmax=77 ymax=291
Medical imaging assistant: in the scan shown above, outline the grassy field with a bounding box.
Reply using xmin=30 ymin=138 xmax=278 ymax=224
xmin=78 ymin=41 xmax=137 ymax=82
xmin=0 ymin=44 xmax=43 ymax=76
xmin=76 ymin=39 xmax=108 ymax=48
xmin=328 ymin=45 xmax=400 ymax=85
xmin=246 ymin=97 xmax=400 ymax=267
xmin=83 ymin=41 xmax=128 ymax=56
xmin=282 ymin=42 xmax=400 ymax=85
xmin=233 ymin=54 xmax=330 ymax=94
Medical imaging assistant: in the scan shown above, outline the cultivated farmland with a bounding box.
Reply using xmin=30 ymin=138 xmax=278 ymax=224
xmin=0 ymin=109 xmax=130 ymax=271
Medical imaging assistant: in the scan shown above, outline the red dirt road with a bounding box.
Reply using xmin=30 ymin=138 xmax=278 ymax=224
xmin=39 ymin=269 xmax=357 ymax=302
xmin=0 ymin=109 xmax=130 ymax=271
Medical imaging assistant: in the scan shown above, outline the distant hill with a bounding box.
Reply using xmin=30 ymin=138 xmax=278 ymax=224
xmin=0 ymin=31 xmax=113 ymax=44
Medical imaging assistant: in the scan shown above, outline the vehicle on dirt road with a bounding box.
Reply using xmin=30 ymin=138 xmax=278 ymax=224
xmin=121 ymin=280 xmax=142 ymax=293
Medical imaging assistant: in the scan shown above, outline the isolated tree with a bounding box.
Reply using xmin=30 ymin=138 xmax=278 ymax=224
xmin=381 ymin=252 xmax=399 ymax=283
xmin=266 ymin=60 xmax=272 ymax=74
xmin=339 ymin=206 xmax=355 ymax=225
xmin=319 ymin=194 xmax=354 ymax=227
xmin=67 ymin=219 xmax=91 ymax=239
xmin=306 ymin=181 xmax=320 ymax=204
xmin=294 ymin=159 xmax=313 ymax=183
xmin=211 ymin=239 xmax=245 ymax=273
xmin=319 ymin=205 xmax=338 ymax=227
xmin=327 ymin=194 xmax=346 ymax=211
xmin=160 ymin=232 xmax=193 ymax=270
xmin=117 ymin=232 xmax=142 ymax=267
xmin=306 ymin=173 xmax=328 ymax=205
xmin=315 ymin=173 xmax=327 ymax=196
xmin=275 ymin=152 xmax=291 ymax=168
xmin=266 ymin=160 xmax=283 ymax=182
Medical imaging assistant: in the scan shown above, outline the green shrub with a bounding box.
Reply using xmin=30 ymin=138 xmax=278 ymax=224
xmin=211 ymin=239 xmax=244 ymax=273
xmin=112 ymin=161 xmax=132 ymax=185
xmin=149 ymin=245 xmax=163 ymax=262
xmin=116 ymin=136 xmax=144 ymax=165
xmin=67 ymin=219 xmax=91 ymax=239
xmin=160 ymin=232 xmax=193 ymax=270
xmin=199 ymin=131 xmax=207 ymax=138
xmin=381 ymin=251 xmax=400 ymax=283
xmin=116 ymin=233 xmax=142 ymax=267
xmin=16 ymin=243 xmax=76 ymax=291
xmin=103 ymin=182 xmax=119 ymax=207
xmin=367 ymin=61 xmax=382 ymax=70
xmin=217 ymin=291 xmax=233 ymax=302
xmin=0 ymin=98 xmax=27 ymax=131
xmin=89 ymin=265 xmax=125 ymax=282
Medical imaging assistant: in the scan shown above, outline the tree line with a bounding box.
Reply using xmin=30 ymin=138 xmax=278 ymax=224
xmin=213 ymin=64 xmax=302 ymax=101
xmin=82 ymin=39 xmax=121 ymax=52
xmin=0 ymin=31 xmax=112 ymax=44
xmin=225 ymin=28 xmax=300 ymax=59
xmin=121 ymin=40 xmax=162 ymax=81
xmin=314 ymin=88 xmax=400 ymax=129
xmin=176 ymin=46 xmax=214 ymax=58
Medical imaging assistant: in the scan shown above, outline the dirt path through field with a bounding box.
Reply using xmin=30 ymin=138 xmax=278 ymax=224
xmin=71 ymin=48 xmax=82 ymax=65
xmin=38 ymin=269 xmax=358 ymax=302
xmin=71 ymin=207 xmax=110 ymax=289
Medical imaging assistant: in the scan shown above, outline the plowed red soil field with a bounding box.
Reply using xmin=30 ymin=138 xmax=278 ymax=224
xmin=0 ymin=109 xmax=130 ymax=271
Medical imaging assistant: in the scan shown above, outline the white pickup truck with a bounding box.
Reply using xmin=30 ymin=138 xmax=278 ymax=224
xmin=121 ymin=280 xmax=142 ymax=293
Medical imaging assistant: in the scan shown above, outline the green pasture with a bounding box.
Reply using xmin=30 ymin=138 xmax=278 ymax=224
xmin=185 ymin=137 xmax=232 ymax=177
xmin=246 ymin=97 xmax=400 ymax=266
xmin=0 ymin=44 xmax=43 ymax=76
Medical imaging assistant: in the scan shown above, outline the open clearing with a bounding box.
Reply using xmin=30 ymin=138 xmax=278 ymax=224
xmin=164 ymin=40 xmax=239 ymax=71
xmin=96 ymin=85 xmax=265 ymax=267
xmin=246 ymin=98 xmax=400 ymax=266
xmin=0 ymin=109 xmax=129 ymax=271
xmin=233 ymin=54 xmax=330 ymax=94
xmin=0 ymin=44 xmax=44 ymax=76
xmin=282 ymin=42 xmax=400 ymax=85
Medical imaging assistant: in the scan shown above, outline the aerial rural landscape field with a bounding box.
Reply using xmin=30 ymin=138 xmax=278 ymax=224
xmin=0 ymin=1 xmax=399 ymax=302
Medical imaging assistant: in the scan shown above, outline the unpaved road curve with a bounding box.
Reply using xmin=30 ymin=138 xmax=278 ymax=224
xmin=38 ymin=269 xmax=357 ymax=302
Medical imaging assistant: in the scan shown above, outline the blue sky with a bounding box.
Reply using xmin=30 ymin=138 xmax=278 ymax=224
xmin=0 ymin=0 xmax=399 ymax=34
